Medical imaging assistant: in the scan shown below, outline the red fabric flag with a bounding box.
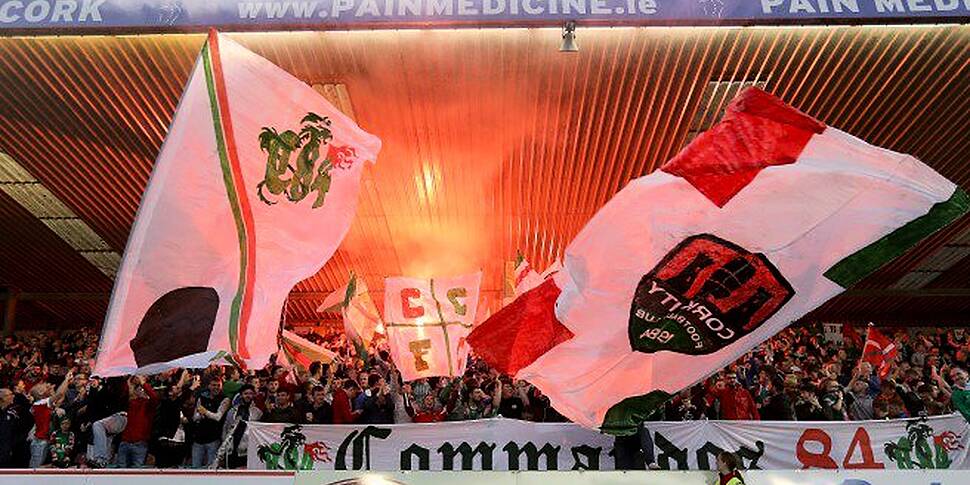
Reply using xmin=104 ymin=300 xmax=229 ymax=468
xmin=467 ymin=279 xmax=573 ymax=376
xmin=862 ymin=326 xmax=897 ymax=378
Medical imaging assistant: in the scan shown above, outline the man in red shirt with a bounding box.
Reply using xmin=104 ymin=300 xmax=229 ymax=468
xmin=710 ymin=374 xmax=760 ymax=420
xmin=116 ymin=376 xmax=158 ymax=468
xmin=28 ymin=383 xmax=54 ymax=468
xmin=28 ymin=371 xmax=71 ymax=468
xmin=332 ymin=379 xmax=361 ymax=424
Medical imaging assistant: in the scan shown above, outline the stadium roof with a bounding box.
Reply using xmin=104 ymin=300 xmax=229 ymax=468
xmin=0 ymin=25 xmax=969 ymax=329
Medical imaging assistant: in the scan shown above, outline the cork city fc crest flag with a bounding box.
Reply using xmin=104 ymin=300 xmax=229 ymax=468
xmin=94 ymin=31 xmax=381 ymax=376
xmin=468 ymin=88 xmax=967 ymax=434
xmin=385 ymin=273 xmax=481 ymax=381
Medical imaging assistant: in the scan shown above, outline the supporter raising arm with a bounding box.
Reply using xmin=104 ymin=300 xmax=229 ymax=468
xmin=116 ymin=375 xmax=158 ymax=468
xmin=191 ymin=377 xmax=230 ymax=468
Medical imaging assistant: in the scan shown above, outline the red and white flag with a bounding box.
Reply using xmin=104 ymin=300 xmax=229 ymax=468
xmin=502 ymin=254 xmax=562 ymax=306
xmin=469 ymin=88 xmax=967 ymax=434
xmin=384 ymin=273 xmax=481 ymax=381
xmin=503 ymin=254 xmax=540 ymax=306
xmin=94 ymin=31 xmax=381 ymax=376
xmin=862 ymin=326 xmax=898 ymax=378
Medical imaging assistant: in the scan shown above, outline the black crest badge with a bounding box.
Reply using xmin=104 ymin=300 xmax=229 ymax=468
xmin=629 ymin=234 xmax=794 ymax=355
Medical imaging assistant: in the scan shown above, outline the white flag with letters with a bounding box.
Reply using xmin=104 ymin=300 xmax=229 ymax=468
xmin=384 ymin=273 xmax=481 ymax=381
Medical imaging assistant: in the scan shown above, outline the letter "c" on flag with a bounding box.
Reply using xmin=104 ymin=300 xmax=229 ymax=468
xmin=401 ymin=288 xmax=425 ymax=318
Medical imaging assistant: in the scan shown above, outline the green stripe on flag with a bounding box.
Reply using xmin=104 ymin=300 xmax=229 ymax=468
xmin=201 ymin=43 xmax=250 ymax=355
xmin=824 ymin=188 xmax=970 ymax=288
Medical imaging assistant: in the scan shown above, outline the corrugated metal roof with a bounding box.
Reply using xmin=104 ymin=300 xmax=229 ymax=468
xmin=0 ymin=25 xmax=968 ymax=327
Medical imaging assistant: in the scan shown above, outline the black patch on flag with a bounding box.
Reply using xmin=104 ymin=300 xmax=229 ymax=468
xmin=629 ymin=234 xmax=794 ymax=355
xmin=130 ymin=286 xmax=219 ymax=367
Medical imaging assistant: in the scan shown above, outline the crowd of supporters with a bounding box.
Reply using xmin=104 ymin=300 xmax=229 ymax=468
xmin=0 ymin=323 xmax=968 ymax=469
xmin=665 ymin=324 xmax=969 ymax=423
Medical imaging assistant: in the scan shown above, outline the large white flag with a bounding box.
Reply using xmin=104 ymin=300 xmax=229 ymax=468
xmin=384 ymin=273 xmax=481 ymax=381
xmin=469 ymin=88 xmax=967 ymax=434
xmin=94 ymin=31 xmax=381 ymax=376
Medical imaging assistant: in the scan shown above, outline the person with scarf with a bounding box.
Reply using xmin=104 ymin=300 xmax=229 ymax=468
xmin=221 ymin=384 xmax=262 ymax=469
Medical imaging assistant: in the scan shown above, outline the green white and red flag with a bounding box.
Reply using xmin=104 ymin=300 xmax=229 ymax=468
xmin=94 ymin=31 xmax=381 ymax=376
xmin=280 ymin=329 xmax=337 ymax=370
xmin=318 ymin=273 xmax=383 ymax=361
xmin=502 ymin=254 xmax=539 ymax=306
xmin=469 ymin=88 xmax=967 ymax=434
xmin=502 ymin=254 xmax=561 ymax=306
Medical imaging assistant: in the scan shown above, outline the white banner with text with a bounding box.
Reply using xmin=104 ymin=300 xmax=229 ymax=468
xmin=291 ymin=470 xmax=970 ymax=485
xmin=248 ymin=419 xmax=615 ymax=471
xmin=643 ymin=414 xmax=970 ymax=470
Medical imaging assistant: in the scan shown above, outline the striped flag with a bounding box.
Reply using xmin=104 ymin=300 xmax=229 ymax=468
xmin=94 ymin=31 xmax=380 ymax=376
xmin=280 ymin=330 xmax=337 ymax=370
xmin=469 ymin=88 xmax=967 ymax=434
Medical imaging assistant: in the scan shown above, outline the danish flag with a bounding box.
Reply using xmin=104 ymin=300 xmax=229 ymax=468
xmin=862 ymin=326 xmax=898 ymax=378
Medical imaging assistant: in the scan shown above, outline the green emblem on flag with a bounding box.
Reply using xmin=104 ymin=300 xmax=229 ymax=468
xmin=257 ymin=113 xmax=358 ymax=209
xmin=884 ymin=418 xmax=959 ymax=469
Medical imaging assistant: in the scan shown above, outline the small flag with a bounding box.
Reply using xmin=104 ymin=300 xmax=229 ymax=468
xmin=469 ymin=88 xmax=967 ymax=434
xmin=502 ymin=253 xmax=561 ymax=306
xmin=280 ymin=329 xmax=337 ymax=370
xmin=94 ymin=31 xmax=381 ymax=376
xmin=385 ymin=272 xmax=481 ymax=381
xmin=318 ymin=274 xmax=382 ymax=360
xmin=317 ymin=282 xmax=348 ymax=315
xmin=862 ymin=326 xmax=898 ymax=379
xmin=503 ymin=253 xmax=540 ymax=306
xmin=342 ymin=274 xmax=383 ymax=360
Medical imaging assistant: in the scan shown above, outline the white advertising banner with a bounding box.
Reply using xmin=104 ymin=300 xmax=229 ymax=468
xmin=643 ymin=414 xmax=970 ymax=471
xmin=248 ymin=419 xmax=615 ymax=471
